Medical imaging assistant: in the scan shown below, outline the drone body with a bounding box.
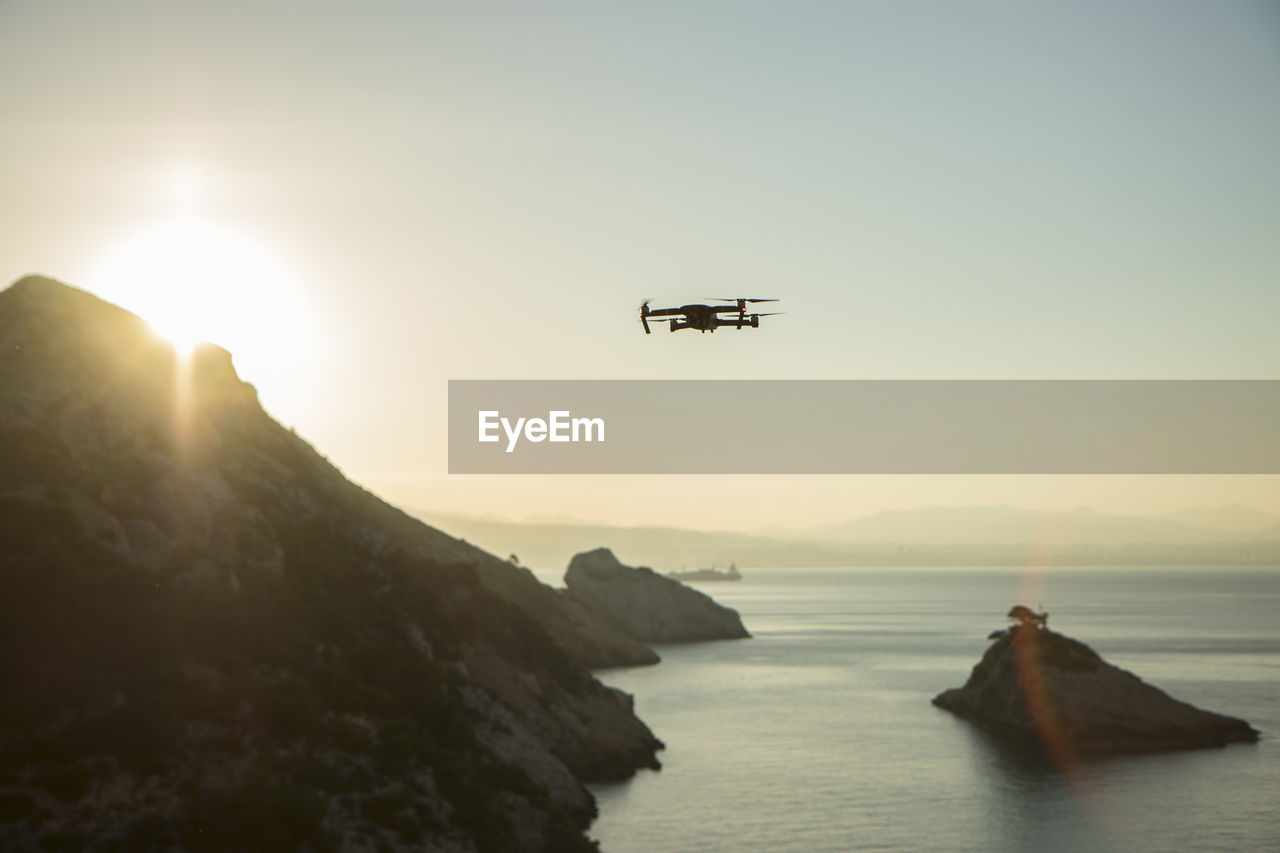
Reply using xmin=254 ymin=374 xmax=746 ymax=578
xmin=640 ymin=298 xmax=781 ymax=334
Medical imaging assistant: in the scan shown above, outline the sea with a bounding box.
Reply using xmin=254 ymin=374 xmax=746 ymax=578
xmin=575 ymin=567 xmax=1280 ymax=853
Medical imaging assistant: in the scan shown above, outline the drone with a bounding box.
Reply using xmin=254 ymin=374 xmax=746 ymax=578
xmin=640 ymin=298 xmax=781 ymax=334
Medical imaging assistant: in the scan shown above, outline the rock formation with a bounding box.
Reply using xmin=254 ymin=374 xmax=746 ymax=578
xmin=0 ymin=275 xmax=662 ymax=851
xmin=564 ymin=548 xmax=751 ymax=643
xmin=933 ymin=616 xmax=1259 ymax=758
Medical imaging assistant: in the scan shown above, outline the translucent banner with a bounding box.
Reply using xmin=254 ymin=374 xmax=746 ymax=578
xmin=447 ymin=380 xmax=1280 ymax=474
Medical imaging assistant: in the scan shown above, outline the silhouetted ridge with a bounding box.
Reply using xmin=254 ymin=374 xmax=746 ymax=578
xmin=0 ymin=275 xmax=661 ymax=851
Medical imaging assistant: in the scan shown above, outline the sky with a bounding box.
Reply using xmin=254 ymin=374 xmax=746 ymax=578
xmin=2 ymin=1 xmax=1278 ymax=529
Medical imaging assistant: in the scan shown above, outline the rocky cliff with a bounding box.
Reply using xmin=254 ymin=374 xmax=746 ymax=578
xmin=564 ymin=548 xmax=750 ymax=643
xmin=0 ymin=276 xmax=661 ymax=851
xmin=933 ymin=619 xmax=1259 ymax=758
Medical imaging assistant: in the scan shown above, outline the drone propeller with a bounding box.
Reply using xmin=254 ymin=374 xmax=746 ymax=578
xmin=707 ymin=297 xmax=779 ymax=303
xmin=639 ymin=299 xmax=652 ymax=312
xmin=751 ymin=312 xmax=784 ymax=317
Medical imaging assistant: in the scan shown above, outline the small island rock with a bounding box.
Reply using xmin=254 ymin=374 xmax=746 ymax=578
xmin=933 ymin=620 xmax=1259 ymax=757
xmin=564 ymin=548 xmax=751 ymax=643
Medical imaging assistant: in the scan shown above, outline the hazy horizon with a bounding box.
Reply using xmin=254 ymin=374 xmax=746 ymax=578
xmin=3 ymin=1 xmax=1277 ymax=528
xmin=418 ymin=499 xmax=1280 ymax=535
xmin=408 ymin=500 xmax=1280 ymax=573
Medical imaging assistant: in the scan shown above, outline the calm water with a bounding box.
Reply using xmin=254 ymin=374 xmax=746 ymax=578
xmin=585 ymin=568 xmax=1280 ymax=852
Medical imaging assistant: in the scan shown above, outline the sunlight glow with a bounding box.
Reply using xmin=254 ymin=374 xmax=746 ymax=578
xmin=166 ymin=164 xmax=206 ymax=210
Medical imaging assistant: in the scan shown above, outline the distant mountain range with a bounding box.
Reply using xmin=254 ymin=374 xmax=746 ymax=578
xmin=416 ymin=505 xmax=1280 ymax=578
xmin=1157 ymin=504 xmax=1280 ymax=532
xmin=791 ymin=504 xmax=1280 ymax=546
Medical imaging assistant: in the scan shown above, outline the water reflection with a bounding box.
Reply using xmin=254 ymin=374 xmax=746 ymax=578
xmin=956 ymin=723 xmax=1121 ymax=852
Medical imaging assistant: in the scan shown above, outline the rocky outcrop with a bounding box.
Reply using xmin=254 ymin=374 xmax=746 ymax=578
xmin=933 ymin=619 xmax=1259 ymax=757
xmin=0 ymin=276 xmax=661 ymax=851
xmin=564 ymin=548 xmax=751 ymax=643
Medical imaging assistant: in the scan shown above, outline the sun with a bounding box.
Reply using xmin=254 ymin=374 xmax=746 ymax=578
xmin=84 ymin=160 xmax=321 ymax=421
xmin=91 ymin=219 xmax=294 ymax=349
xmin=87 ymin=215 xmax=315 ymax=403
